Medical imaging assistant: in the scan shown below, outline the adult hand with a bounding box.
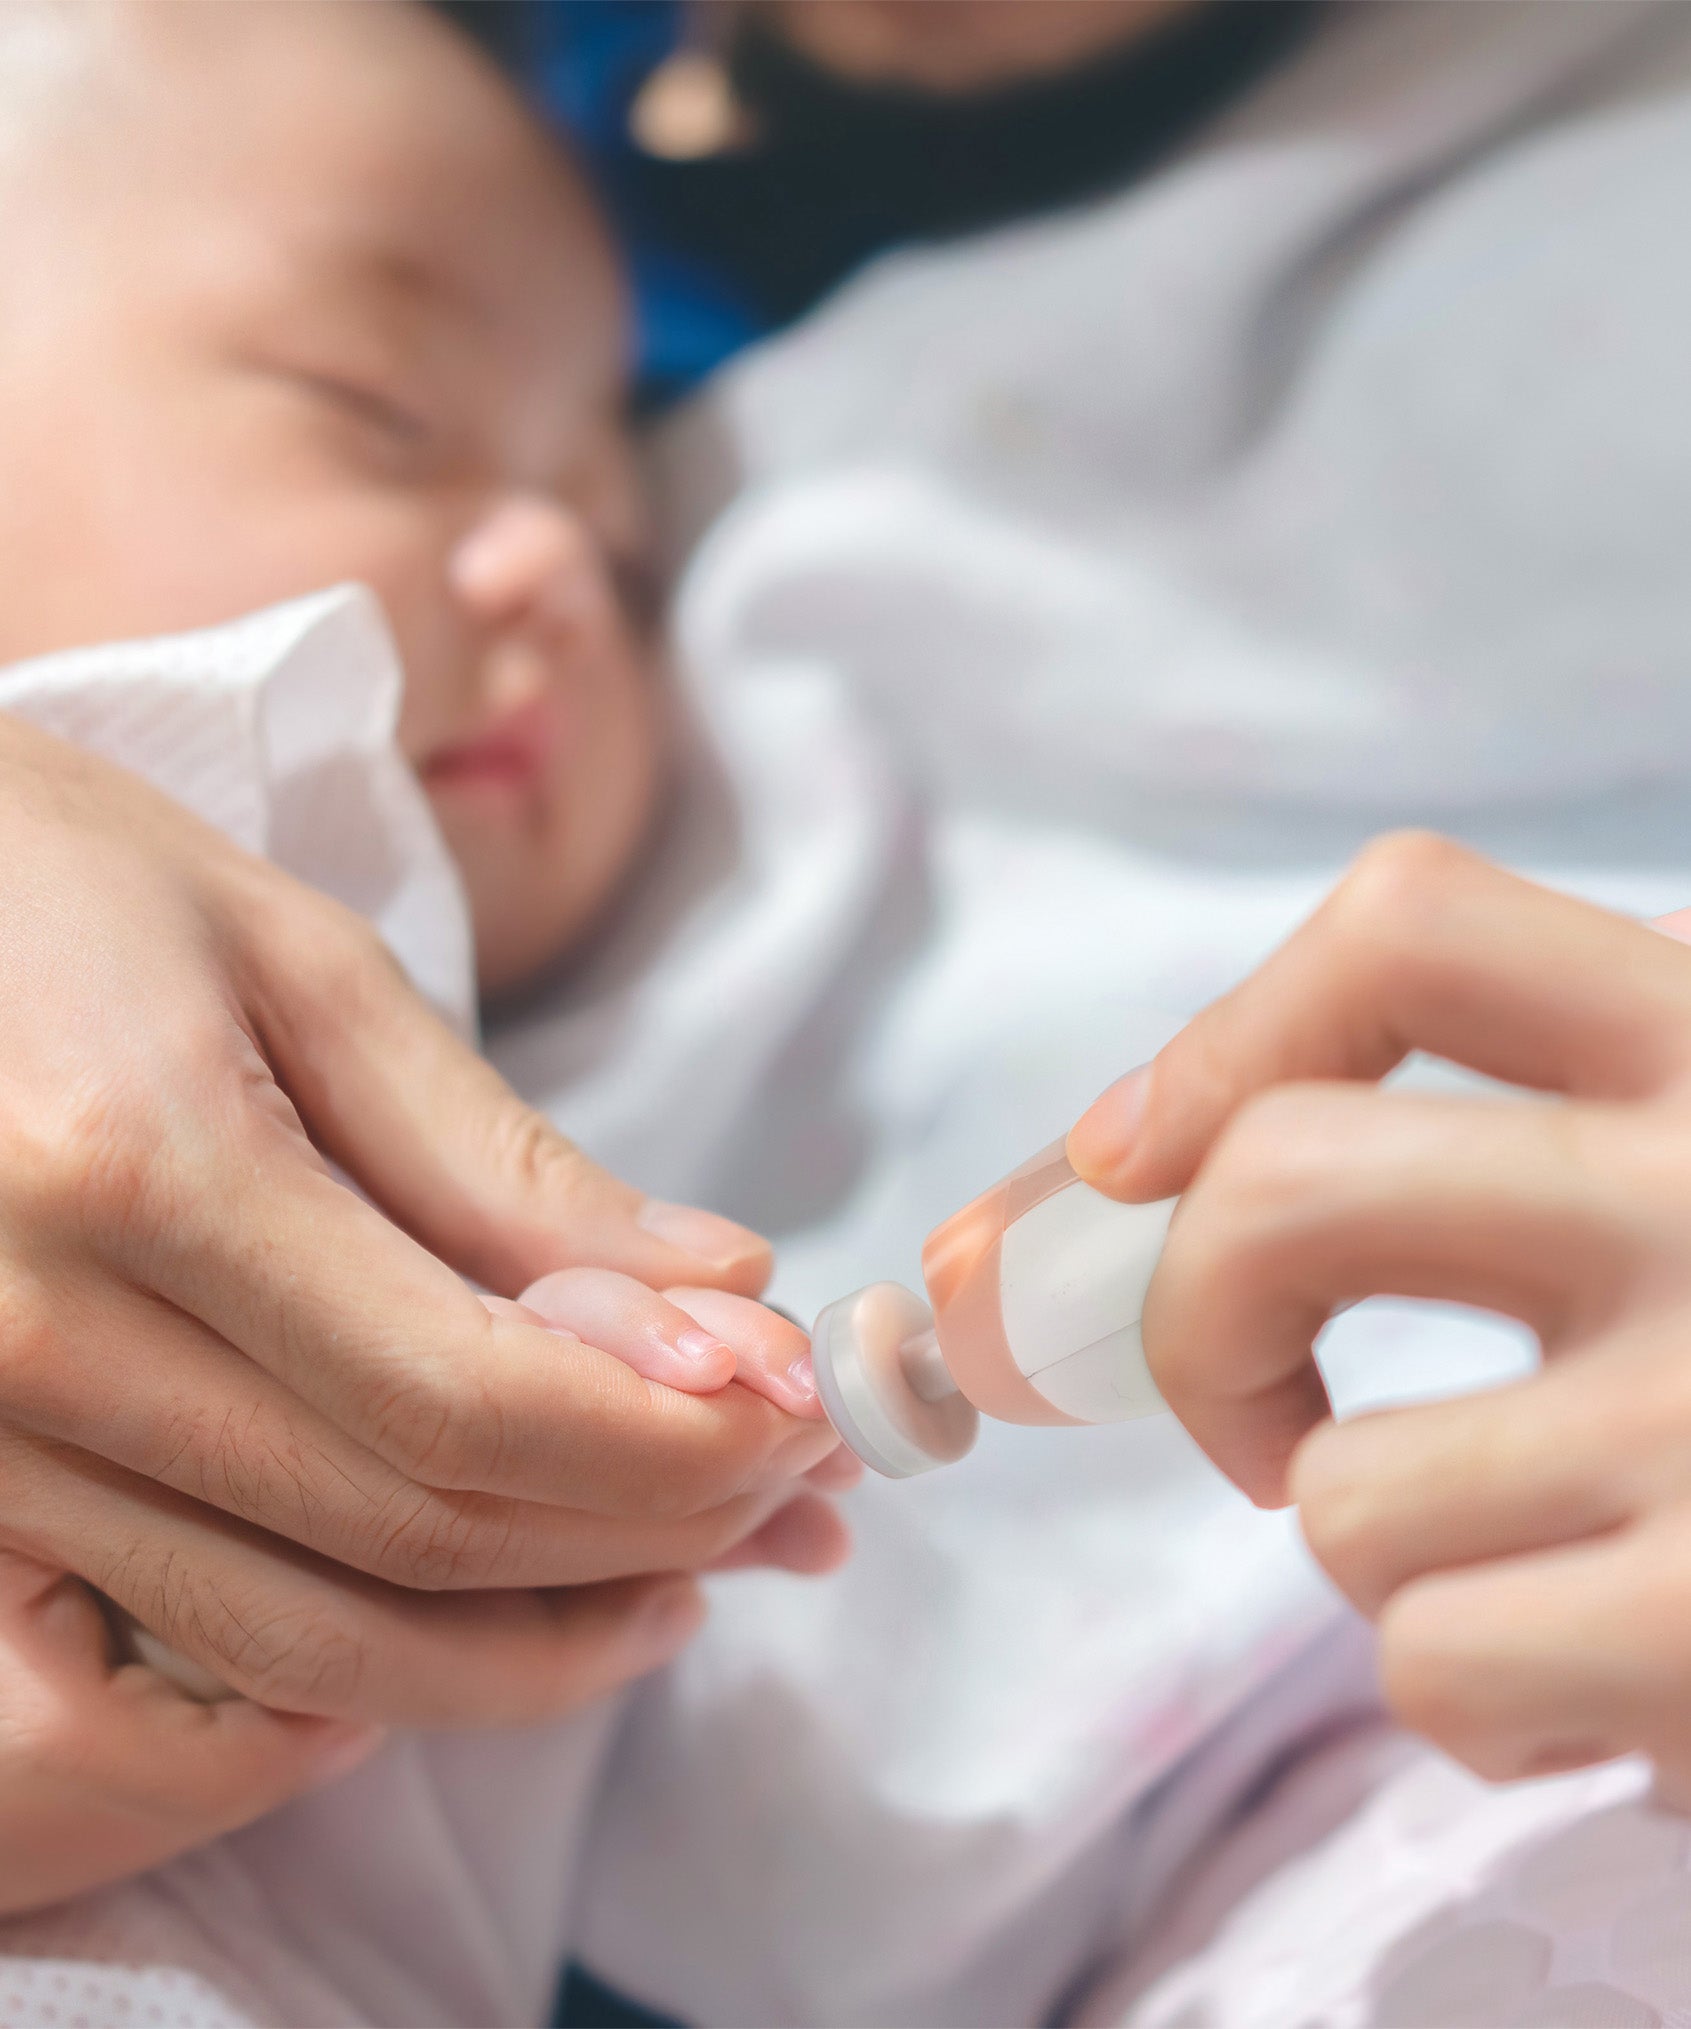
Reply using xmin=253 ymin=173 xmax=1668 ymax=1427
xmin=0 ymin=1550 xmax=385 ymax=1914
xmin=1068 ymin=832 xmax=1691 ymax=1789
xmin=0 ymin=714 xmax=840 ymax=1726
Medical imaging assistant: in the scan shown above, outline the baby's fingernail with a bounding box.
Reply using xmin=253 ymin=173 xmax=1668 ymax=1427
xmin=638 ymin=1199 xmax=770 ymax=1276
xmin=1067 ymin=1064 xmax=1152 ymax=1189
xmin=780 ymin=1352 xmax=819 ymax=1415
xmin=673 ymin=1327 xmax=736 ymax=1384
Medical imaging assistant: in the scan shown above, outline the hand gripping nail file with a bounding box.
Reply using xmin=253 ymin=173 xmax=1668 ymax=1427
xmin=812 ymin=1142 xmax=1176 ymax=1477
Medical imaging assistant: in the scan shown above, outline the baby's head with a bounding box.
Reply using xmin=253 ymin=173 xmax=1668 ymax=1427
xmin=0 ymin=0 xmax=655 ymax=992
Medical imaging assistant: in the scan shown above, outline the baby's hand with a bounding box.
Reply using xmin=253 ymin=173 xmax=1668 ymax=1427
xmin=0 ymin=1548 xmax=380 ymax=1915
xmin=503 ymin=1269 xmax=859 ymax=1575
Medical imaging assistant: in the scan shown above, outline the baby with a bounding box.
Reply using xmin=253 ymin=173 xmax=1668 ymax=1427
xmin=0 ymin=0 xmax=843 ymax=1937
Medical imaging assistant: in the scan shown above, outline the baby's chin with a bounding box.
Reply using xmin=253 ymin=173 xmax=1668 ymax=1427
xmin=429 ymin=792 xmax=628 ymax=1000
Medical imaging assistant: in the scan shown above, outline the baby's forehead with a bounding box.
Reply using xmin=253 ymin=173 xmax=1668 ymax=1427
xmin=23 ymin=5 xmax=600 ymax=281
xmin=87 ymin=4 xmax=618 ymax=373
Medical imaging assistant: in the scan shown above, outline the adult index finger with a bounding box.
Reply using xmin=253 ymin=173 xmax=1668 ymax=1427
xmin=1145 ymin=1083 xmax=1642 ymax=1502
xmin=1069 ymin=834 xmax=1691 ymax=1205
xmin=231 ymin=890 xmax=771 ymax=1296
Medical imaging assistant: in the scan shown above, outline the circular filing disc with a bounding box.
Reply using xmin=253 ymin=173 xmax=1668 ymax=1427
xmin=811 ymin=1282 xmax=979 ymax=1479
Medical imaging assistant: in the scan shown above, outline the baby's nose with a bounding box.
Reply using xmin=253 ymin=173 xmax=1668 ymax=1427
xmin=448 ymin=495 xmax=598 ymax=631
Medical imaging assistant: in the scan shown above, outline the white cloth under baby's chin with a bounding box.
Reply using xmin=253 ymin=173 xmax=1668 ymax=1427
xmin=0 ymin=584 xmax=475 ymax=1038
xmin=0 ymin=591 xmax=615 ymax=2029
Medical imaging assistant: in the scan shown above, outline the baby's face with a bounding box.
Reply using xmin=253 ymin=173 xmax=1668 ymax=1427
xmin=0 ymin=2 xmax=655 ymax=993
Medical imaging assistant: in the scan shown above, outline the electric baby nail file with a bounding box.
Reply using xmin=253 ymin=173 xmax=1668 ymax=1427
xmin=811 ymin=1141 xmax=1177 ymax=1477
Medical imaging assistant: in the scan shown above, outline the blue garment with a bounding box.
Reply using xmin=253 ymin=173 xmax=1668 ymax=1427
xmin=505 ymin=0 xmax=1320 ymax=403
xmin=521 ymin=1 xmax=761 ymax=395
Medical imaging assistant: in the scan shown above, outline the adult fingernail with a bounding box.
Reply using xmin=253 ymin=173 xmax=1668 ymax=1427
xmin=1067 ymin=1064 xmax=1152 ymax=1190
xmin=638 ymin=1199 xmax=771 ymax=1276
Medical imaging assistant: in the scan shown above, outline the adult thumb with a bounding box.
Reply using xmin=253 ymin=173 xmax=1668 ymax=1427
xmin=240 ymin=896 xmax=772 ymax=1297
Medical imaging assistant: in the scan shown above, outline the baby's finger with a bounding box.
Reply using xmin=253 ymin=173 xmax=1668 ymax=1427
xmin=1377 ymin=1520 xmax=1691 ymax=1783
xmin=663 ymin=1286 xmax=825 ymax=1419
xmin=506 ymin=1269 xmax=737 ymax=1393
xmin=1069 ymin=835 xmax=1691 ymax=1204
xmin=1146 ymin=1085 xmax=1638 ymax=1503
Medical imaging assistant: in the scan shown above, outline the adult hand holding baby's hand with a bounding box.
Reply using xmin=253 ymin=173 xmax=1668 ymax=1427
xmin=0 ymin=1548 xmax=382 ymax=1914
xmin=1069 ymin=833 xmax=1691 ymax=1794
xmin=0 ymin=714 xmax=841 ymax=1728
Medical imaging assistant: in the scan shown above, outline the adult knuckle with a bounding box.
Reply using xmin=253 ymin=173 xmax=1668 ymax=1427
xmin=1337 ymin=831 xmax=1474 ymax=932
xmin=1377 ymin=1589 xmax=1497 ymax=1770
xmin=487 ymin=1101 xmax=591 ymax=1208
xmin=366 ymin=1488 xmax=516 ymax=1590
xmin=1200 ymin=1086 xmax=1332 ymax=1225
xmin=358 ymin=1358 xmax=506 ymax=1492
xmin=1288 ymin=1429 xmax=1390 ymax=1607
xmin=0 ymin=1271 xmax=59 ymax=1398
xmin=209 ymin=1594 xmax=364 ymax=1710
xmin=170 ymin=1402 xmax=392 ymax=1564
xmin=114 ymin=1550 xmax=365 ymax=1711
xmin=237 ymin=1606 xmax=367 ymax=1711
xmin=7 ymin=1063 xmax=180 ymax=1249
xmin=1326 ymin=831 xmax=1482 ymax=988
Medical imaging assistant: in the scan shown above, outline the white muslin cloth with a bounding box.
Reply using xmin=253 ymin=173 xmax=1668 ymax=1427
xmin=0 ymin=585 xmax=474 ymax=1040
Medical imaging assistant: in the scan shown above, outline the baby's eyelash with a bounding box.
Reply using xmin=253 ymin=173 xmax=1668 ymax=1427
xmin=293 ymin=369 xmax=432 ymax=447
